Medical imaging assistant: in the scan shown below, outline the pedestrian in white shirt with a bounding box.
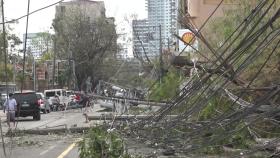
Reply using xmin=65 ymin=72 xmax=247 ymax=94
xmin=3 ymin=93 xmax=17 ymax=128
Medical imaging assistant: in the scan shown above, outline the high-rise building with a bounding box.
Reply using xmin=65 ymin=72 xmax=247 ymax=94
xmin=146 ymin=0 xmax=179 ymax=57
xmin=132 ymin=19 xmax=150 ymax=60
xmin=23 ymin=33 xmax=52 ymax=59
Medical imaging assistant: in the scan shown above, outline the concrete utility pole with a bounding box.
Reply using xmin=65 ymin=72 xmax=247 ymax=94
xmin=13 ymin=56 xmax=16 ymax=83
xmin=72 ymin=59 xmax=77 ymax=90
xmin=33 ymin=58 xmax=36 ymax=91
xmin=159 ymin=25 xmax=163 ymax=84
xmin=52 ymin=36 xmax=56 ymax=88
xmin=1 ymin=0 xmax=7 ymax=156
xmin=69 ymin=40 xmax=77 ymax=90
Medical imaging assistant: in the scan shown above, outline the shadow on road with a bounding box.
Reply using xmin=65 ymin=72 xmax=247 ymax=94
xmin=15 ymin=118 xmax=37 ymax=122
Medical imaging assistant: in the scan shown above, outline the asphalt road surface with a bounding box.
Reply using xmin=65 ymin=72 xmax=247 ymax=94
xmin=0 ymin=106 xmax=105 ymax=158
xmin=0 ymin=134 xmax=81 ymax=158
xmin=0 ymin=105 xmax=105 ymax=133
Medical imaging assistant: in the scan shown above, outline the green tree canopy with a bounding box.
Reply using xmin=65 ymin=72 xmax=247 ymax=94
xmin=53 ymin=6 xmax=118 ymax=90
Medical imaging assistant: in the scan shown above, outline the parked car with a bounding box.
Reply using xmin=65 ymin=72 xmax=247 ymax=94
xmin=13 ymin=90 xmax=41 ymax=120
xmin=36 ymin=92 xmax=51 ymax=114
xmin=44 ymin=89 xmax=70 ymax=108
xmin=0 ymin=93 xmax=8 ymax=110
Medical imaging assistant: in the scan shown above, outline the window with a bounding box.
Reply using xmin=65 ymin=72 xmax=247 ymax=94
xmin=46 ymin=92 xmax=55 ymax=97
xmin=61 ymin=6 xmax=66 ymax=13
xmin=13 ymin=93 xmax=37 ymax=104
xmin=62 ymin=91 xmax=66 ymax=96
xmin=57 ymin=91 xmax=61 ymax=96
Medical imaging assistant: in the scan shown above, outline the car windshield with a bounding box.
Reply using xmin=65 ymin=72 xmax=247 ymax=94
xmin=45 ymin=91 xmax=55 ymax=97
xmin=36 ymin=94 xmax=42 ymax=99
xmin=13 ymin=93 xmax=37 ymax=104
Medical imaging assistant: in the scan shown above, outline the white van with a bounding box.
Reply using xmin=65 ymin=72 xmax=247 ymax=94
xmin=44 ymin=89 xmax=70 ymax=106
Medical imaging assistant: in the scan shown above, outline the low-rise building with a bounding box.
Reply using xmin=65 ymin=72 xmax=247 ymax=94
xmin=186 ymin=0 xmax=236 ymax=28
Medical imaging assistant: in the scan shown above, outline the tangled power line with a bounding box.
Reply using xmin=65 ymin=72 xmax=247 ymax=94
xmin=0 ymin=0 xmax=279 ymax=157
xmin=107 ymin=0 xmax=280 ymax=157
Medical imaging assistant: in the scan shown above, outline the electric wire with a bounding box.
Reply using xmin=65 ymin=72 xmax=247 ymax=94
xmin=140 ymin=0 xmax=276 ymax=125
xmin=142 ymin=31 xmax=280 ymax=156
xmin=145 ymin=0 xmax=226 ymax=97
xmin=154 ymin=22 xmax=280 ymax=135
xmin=142 ymin=0 xmax=269 ymax=119
xmin=0 ymin=0 xmax=64 ymax=25
xmin=125 ymin=1 xmax=280 ymax=154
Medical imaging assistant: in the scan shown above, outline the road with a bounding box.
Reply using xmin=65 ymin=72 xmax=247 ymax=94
xmin=0 ymin=105 xmax=106 ymax=158
xmin=0 ymin=104 xmax=190 ymax=158
xmin=1 ymin=135 xmax=80 ymax=158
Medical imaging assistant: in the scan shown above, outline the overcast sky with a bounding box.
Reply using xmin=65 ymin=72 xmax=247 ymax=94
xmin=4 ymin=0 xmax=147 ymax=38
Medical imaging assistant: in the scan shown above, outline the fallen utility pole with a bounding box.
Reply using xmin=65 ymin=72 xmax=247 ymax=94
xmin=88 ymin=114 xmax=178 ymax=121
xmin=6 ymin=127 xmax=90 ymax=136
xmin=89 ymin=94 xmax=169 ymax=107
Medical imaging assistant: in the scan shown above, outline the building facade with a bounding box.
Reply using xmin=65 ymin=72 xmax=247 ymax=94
xmin=146 ymin=0 xmax=179 ymax=57
xmin=132 ymin=19 xmax=150 ymax=60
xmin=186 ymin=0 xmax=236 ymax=28
xmin=0 ymin=3 xmax=2 ymax=32
xmin=23 ymin=33 xmax=52 ymax=59
xmin=55 ymin=0 xmax=106 ymax=24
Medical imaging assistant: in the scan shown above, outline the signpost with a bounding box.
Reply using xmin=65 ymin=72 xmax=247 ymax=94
xmin=178 ymin=29 xmax=198 ymax=55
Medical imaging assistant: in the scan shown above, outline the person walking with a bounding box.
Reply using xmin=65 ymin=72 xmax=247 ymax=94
xmin=80 ymin=93 xmax=90 ymax=123
xmin=3 ymin=93 xmax=17 ymax=128
xmin=52 ymin=95 xmax=60 ymax=111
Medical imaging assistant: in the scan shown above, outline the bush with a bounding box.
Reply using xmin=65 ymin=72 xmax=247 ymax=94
xmin=79 ymin=126 xmax=125 ymax=158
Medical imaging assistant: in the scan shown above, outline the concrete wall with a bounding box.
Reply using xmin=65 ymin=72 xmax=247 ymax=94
xmin=15 ymin=80 xmax=49 ymax=92
xmin=188 ymin=0 xmax=236 ymax=27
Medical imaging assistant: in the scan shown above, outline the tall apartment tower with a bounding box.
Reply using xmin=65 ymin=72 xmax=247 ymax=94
xmin=146 ymin=0 xmax=178 ymax=57
xmin=132 ymin=19 xmax=150 ymax=60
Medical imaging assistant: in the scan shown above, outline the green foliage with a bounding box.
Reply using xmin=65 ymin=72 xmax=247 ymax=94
xmin=197 ymin=122 xmax=254 ymax=155
xmin=53 ymin=7 xmax=118 ymax=89
xmin=0 ymin=64 xmax=13 ymax=81
xmin=79 ymin=126 xmax=131 ymax=158
xmin=129 ymin=106 xmax=147 ymax=115
xmin=202 ymin=0 xmax=280 ymax=88
xmin=57 ymin=69 xmax=70 ymax=88
xmin=149 ymin=68 xmax=181 ymax=101
xmin=251 ymin=120 xmax=280 ymax=138
xmin=227 ymin=123 xmax=254 ymax=149
xmin=198 ymin=95 xmax=232 ymax=120
xmin=0 ymin=28 xmax=22 ymax=83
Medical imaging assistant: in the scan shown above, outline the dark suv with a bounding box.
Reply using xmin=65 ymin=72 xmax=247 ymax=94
xmin=13 ymin=91 xmax=41 ymax=120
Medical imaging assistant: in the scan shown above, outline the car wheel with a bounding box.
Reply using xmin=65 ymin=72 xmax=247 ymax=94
xmin=33 ymin=111 xmax=41 ymax=120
